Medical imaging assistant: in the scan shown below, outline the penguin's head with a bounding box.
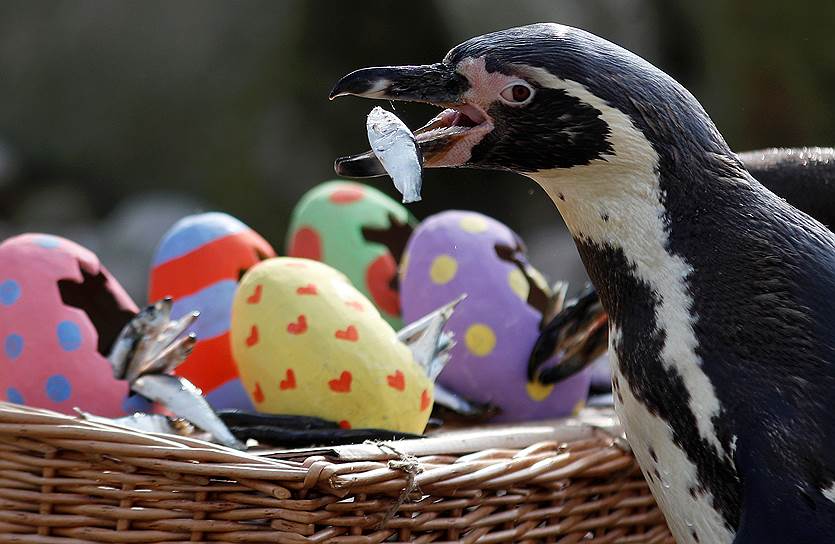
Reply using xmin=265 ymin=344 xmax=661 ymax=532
xmin=332 ymin=23 xmax=734 ymax=183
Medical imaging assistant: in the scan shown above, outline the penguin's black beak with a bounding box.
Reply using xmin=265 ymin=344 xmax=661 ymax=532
xmin=330 ymin=64 xmax=494 ymax=177
xmin=329 ymin=64 xmax=468 ymax=104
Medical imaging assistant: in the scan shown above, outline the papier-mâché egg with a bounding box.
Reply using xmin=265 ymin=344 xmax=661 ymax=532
xmin=149 ymin=212 xmax=275 ymax=410
xmin=231 ymin=257 xmax=432 ymax=433
xmin=400 ymin=211 xmax=591 ymax=422
xmin=0 ymin=233 xmax=142 ymax=416
xmin=286 ymin=180 xmax=416 ymax=328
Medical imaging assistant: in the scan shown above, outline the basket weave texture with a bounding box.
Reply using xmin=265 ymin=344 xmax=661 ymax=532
xmin=0 ymin=402 xmax=673 ymax=543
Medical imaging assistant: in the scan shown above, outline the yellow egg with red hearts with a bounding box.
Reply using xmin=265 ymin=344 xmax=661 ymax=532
xmin=230 ymin=257 xmax=432 ymax=433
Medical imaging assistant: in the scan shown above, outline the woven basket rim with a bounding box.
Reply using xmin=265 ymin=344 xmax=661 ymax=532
xmin=0 ymin=402 xmax=674 ymax=543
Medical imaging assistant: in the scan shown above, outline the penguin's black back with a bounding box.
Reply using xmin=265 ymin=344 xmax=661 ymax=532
xmin=741 ymin=147 xmax=835 ymax=229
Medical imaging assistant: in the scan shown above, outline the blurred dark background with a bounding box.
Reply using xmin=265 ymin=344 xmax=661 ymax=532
xmin=1 ymin=1 xmax=833 ymax=300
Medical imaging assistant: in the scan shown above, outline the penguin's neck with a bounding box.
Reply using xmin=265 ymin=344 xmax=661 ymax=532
xmin=532 ymin=163 xmax=742 ymax=544
xmin=531 ymin=158 xmax=689 ymax=315
xmin=531 ymin=161 xmax=732 ymax=453
xmin=533 ymin=163 xmax=667 ymax=271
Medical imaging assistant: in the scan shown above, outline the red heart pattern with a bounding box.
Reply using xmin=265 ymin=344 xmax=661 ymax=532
xmin=387 ymin=370 xmax=405 ymax=391
xmin=335 ymin=325 xmax=358 ymax=342
xmin=246 ymin=284 xmax=263 ymax=304
xmin=296 ymin=284 xmax=317 ymax=295
xmin=280 ymin=369 xmax=297 ymax=390
xmin=328 ymin=371 xmax=352 ymax=393
xmin=252 ymin=382 xmax=264 ymax=404
xmin=287 ymin=315 xmax=308 ymax=335
xmin=420 ymin=389 xmax=431 ymax=412
xmin=246 ymin=325 xmax=259 ymax=347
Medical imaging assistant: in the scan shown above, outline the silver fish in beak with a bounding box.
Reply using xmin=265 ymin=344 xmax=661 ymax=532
xmin=366 ymin=106 xmax=423 ymax=203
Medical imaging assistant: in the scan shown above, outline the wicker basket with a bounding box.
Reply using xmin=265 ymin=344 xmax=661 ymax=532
xmin=0 ymin=402 xmax=672 ymax=543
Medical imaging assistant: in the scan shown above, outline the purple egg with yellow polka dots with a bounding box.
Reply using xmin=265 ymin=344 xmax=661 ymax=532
xmin=0 ymin=234 xmax=140 ymax=416
xmin=401 ymin=211 xmax=591 ymax=422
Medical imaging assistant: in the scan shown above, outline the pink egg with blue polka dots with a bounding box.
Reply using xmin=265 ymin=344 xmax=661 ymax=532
xmin=401 ymin=211 xmax=591 ymax=422
xmin=0 ymin=234 xmax=143 ymax=416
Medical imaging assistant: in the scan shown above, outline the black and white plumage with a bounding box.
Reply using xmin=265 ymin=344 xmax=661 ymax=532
xmin=331 ymin=23 xmax=835 ymax=543
xmin=529 ymin=147 xmax=835 ymax=387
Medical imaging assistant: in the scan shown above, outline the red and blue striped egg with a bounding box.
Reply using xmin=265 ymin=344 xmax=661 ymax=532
xmin=149 ymin=212 xmax=275 ymax=410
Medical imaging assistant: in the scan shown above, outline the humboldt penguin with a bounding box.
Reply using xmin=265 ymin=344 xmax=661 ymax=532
xmin=330 ymin=23 xmax=835 ymax=544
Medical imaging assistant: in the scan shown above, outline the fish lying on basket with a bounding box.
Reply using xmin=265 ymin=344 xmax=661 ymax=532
xmin=107 ymin=297 xmax=243 ymax=448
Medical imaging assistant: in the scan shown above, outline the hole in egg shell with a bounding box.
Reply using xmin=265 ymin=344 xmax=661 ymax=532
xmin=493 ymin=243 xmax=550 ymax=323
xmin=361 ymin=212 xmax=415 ymax=292
xmin=237 ymin=248 xmax=273 ymax=282
xmin=58 ymin=266 xmax=137 ymax=356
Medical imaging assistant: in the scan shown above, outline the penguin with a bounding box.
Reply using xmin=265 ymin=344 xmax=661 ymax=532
xmin=530 ymin=147 xmax=835 ymax=387
xmin=329 ymin=23 xmax=835 ymax=544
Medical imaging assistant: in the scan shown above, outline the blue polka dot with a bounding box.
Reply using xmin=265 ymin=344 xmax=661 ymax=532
xmin=6 ymin=387 xmax=24 ymax=404
xmin=0 ymin=280 xmax=21 ymax=306
xmin=36 ymin=236 xmax=61 ymax=249
xmin=45 ymin=375 xmax=72 ymax=402
xmin=56 ymin=321 xmax=82 ymax=351
xmin=4 ymin=334 xmax=23 ymax=360
xmin=122 ymin=394 xmax=151 ymax=414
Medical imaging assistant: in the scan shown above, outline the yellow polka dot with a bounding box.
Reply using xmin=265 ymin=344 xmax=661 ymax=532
xmin=526 ymin=380 xmax=555 ymax=401
xmin=459 ymin=214 xmax=488 ymax=233
xmin=508 ymin=268 xmax=529 ymax=301
xmin=465 ymin=323 xmax=496 ymax=356
xmin=572 ymin=398 xmax=586 ymax=416
xmin=430 ymin=255 xmax=458 ymax=284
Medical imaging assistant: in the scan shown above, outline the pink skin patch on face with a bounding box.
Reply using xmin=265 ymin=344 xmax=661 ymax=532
xmin=421 ymin=57 xmax=520 ymax=168
xmin=459 ymin=57 xmax=521 ymax=107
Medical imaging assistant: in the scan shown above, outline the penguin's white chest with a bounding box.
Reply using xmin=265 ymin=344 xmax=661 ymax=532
xmin=610 ymin=341 xmax=735 ymax=544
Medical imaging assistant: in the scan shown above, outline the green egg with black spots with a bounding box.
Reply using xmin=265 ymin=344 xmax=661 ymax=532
xmin=286 ymin=181 xmax=416 ymax=328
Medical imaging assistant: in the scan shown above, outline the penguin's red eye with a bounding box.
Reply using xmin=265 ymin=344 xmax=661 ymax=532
xmin=500 ymin=83 xmax=533 ymax=104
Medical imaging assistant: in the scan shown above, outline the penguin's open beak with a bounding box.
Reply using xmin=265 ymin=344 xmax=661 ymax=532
xmin=330 ymin=64 xmax=493 ymax=177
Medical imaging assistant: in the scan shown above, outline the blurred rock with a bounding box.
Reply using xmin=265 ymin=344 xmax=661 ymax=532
xmin=14 ymin=184 xmax=93 ymax=229
xmin=99 ymin=192 xmax=208 ymax=302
